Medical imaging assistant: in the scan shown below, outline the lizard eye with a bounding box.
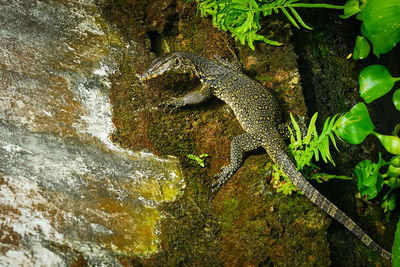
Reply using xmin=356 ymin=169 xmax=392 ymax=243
xmin=175 ymin=58 xmax=180 ymax=65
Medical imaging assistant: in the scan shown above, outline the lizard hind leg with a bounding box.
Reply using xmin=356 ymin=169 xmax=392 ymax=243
xmin=277 ymin=117 xmax=308 ymax=142
xmin=211 ymin=133 xmax=262 ymax=193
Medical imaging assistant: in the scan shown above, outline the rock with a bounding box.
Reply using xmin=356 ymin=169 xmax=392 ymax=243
xmin=0 ymin=0 xmax=184 ymax=265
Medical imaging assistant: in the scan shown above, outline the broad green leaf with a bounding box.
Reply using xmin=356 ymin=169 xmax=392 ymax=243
xmin=235 ymin=11 xmax=255 ymax=33
xmin=359 ymin=65 xmax=397 ymax=104
xmin=355 ymin=159 xmax=383 ymax=199
xmin=357 ymin=0 xmax=400 ymax=57
xmin=394 ymin=89 xmax=400 ymax=111
xmin=353 ymin=35 xmax=370 ymax=60
xmin=392 ymin=156 xmax=400 ymax=167
xmin=337 ymin=102 xmax=375 ymax=144
xmin=387 ymin=165 xmax=400 ymax=178
xmin=374 ymin=133 xmax=400 ymax=155
xmin=385 ymin=177 xmax=400 ymax=190
xmin=340 ymin=0 xmax=360 ymax=19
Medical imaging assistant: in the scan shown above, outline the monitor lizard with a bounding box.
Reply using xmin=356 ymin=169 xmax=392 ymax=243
xmin=140 ymin=51 xmax=391 ymax=260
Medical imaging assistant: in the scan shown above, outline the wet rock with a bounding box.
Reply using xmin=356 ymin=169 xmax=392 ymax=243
xmin=0 ymin=0 xmax=184 ymax=265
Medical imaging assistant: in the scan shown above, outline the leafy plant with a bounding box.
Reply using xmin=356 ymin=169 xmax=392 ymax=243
xmin=355 ymin=154 xmax=400 ymax=218
xmin=270 ymin=163 xmax=299 ymax=195
xmin=342 ymin=0 xmax=400 ymax=58
xmin=288 ymin=112 xmax=343 ymax=169
xmin=352 ymin=35 xmax=369 ymax=60
xmin=190 ymin=0 xmax=344 ymax=49
xmin=337 ymin=102 xmax=400 ymax=155
xmin=187 ymin=153 xmax=209 ymax=167
xmin=272 ymin=101 xmax=400 ymax=198
xmin=393 ymin=217 xmax=400 ymax=265
xmin=355 ymin=153 xmax=386 ymax=200
xmin=270 ymin=113 xmax=352 ymax=195
xmin=336 ymin=102 xmax=374 ymax=145
xmin=394 ymin=89 xmax=400 ymax=111
xmin=359 ymin=65 xmax=400 ymax=104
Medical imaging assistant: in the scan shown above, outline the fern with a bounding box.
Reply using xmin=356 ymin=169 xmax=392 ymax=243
xmin=190 ymin=0 xmax=344 ymax=49
xmin=288 ymin=112 xmax=344 ymax=170
xmin=187 ymin=153 xmax=209 ymax=167
xmin=270 ymin=112 xmax=351 ymax=195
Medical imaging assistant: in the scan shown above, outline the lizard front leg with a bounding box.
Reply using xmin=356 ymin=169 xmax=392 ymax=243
xmin=212 ymin=133 xmax=262 ymax=193
xmin=160 ymin=83 xmax=212 ymax=112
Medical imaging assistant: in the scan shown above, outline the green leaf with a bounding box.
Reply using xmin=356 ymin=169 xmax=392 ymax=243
xmin=337 ymin=102 xmax=375 ymax=144
xmin=392 ymin=217 xmax=400 ymax=264
xmin=311 ymin=172 xmax=352 ymax=183
xmin=387 ymin=165 xmax=400 ymax=178
xmin=353 ymin=35 xmax=370 ymax=60
xmin=394 ymin=89 xmax=400 ymax=111
xmin=385 ymin=177 xmax=400 ymax=190
xmin=280 ymin=7 xmax=300 ymax=29
xmin=373 ymin=133 xmax=400 ymax=155
xmin=359 ymin=65 xmax=398 ymax=104
xmin=388 ymin=193 xmax=396 ymax=211
xmin=304 ymin=113 xmax=317 ymax=144
xmin=289 ymin=113 xmax=302 ymax=144
xmin=339 ymin=0 xmax=360 ymax=19
xmin=357 ymin=0 xmax=400 ymax=57
xmin=289 ymin=7 xmax=312 ymax=30
xmin=355 ymin=154 xmax=386 ymax=199
xmin=392 ymin=156 xmax=400 ymax=167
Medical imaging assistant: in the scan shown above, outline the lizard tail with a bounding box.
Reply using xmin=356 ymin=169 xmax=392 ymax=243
xmin=265 ymin=143 xmax=391 ymax=261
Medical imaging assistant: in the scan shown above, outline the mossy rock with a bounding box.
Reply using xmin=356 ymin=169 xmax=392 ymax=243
xmin=98 ymin=0 xmax=392 ymax=266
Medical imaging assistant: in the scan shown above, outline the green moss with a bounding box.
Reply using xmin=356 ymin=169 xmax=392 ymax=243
xmin=220 ymin=198 xmax=239 ymax=232
xmin=100 ymin=0 xmax=339 ymax=265
xmin=256 ymin=75 xmax=274 ymax=82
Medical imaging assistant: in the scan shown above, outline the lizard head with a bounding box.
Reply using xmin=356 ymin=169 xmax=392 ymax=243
xmin=140 ymin=52 xmax=193 ymax=81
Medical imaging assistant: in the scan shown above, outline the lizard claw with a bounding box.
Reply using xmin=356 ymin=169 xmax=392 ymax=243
xmin=211 ymin=166 xmax=232 ymax=194
xmin=159 ymin=98 xmax=179 ymax=113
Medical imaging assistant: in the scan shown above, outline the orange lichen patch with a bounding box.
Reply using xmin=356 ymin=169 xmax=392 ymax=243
xmin=245 ymin=55 xmax=258 ymax=69
xmin=274 ymin=69 xmax=291 ymax=83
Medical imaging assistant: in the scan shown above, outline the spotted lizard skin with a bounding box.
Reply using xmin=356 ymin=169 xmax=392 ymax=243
xmin=141 ymin=51 xmax=391 ymax=260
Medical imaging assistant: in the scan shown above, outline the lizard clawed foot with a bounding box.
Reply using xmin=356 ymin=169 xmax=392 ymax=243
xmin=211 ymin=166 xmax=234 ymax=195
xmin=158 ymin=98 xmax=180 ymax=113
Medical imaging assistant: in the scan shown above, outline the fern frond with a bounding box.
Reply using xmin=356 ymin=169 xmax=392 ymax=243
xmin=304 ymin=112 xmax=317 ymax=144
xmin=289 ymin=7 xmax=312 ymax=30
xmin=281 ymin=7 xmax=300 ymax=29
xmin=194 ymin=0 xmax=344 ymax=49
xmin=288 ymin=113 xmax=345 ymax=170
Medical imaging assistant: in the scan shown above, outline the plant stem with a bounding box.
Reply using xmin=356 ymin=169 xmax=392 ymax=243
xmin=290 ymin=3 xmax=344 ymax=9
